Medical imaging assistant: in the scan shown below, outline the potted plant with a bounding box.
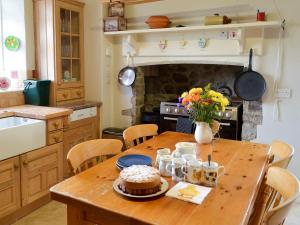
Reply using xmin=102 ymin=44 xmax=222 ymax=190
xmin=179 ymin=84 xmax=229 ymax=144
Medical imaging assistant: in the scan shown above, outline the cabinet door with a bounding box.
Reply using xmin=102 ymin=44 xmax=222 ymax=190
xmin=63 ymin=119 xmax=97 ymax=177
xmin=56 ymin=1 xmax=84 ymax=88
xmin=21 ymin=143 xmax=63 ymax=206
xmin=0 ymin=157 xmax=21 ymax=218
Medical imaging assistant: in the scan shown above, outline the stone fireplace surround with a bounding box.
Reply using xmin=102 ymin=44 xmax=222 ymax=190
xmin=128 ymin=63 xmax=263 ymax=141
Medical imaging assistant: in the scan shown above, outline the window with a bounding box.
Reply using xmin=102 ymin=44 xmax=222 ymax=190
xmin=0 ymin=0 xmax=33 ymax=92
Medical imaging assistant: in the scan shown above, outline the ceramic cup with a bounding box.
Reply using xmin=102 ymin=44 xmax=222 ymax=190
xmin=202 ymin=161 xmax=225 ymax=187
xmin=175 ymin=142 xmax=197 ymax=157
xmin=182 ymin=153 xmax=196 ymax=163
xmin=159 ymin=154 xmax=172 ymax=177
xmin=181 ymin=159 xmax=203 ymax=184
xmin=155 ymin=148 xmax=171 ymax=167
xmin=166 ymin=158 xmax=185 ymax=182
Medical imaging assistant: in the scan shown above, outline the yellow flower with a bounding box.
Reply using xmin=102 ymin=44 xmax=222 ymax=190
xmin=181 ymin=92 xmax=188 ymax=98
xmin=189 ymin=88 xmax=202 ymax=95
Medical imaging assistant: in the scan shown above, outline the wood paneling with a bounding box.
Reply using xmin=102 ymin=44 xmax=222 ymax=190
xmin=0 ymin=92 xmax=24 ymax=108
xmin=0 ymin=157 xmax=21 ymax=218
xmin=21 ymin=143 xmax=63 ymax=206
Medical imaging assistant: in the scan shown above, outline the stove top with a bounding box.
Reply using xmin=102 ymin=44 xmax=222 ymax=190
xmin=160 ymin=101 xmax=242 ymax=121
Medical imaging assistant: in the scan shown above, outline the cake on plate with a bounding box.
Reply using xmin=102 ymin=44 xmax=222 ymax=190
xmin=119 ymin=165 xmax=161 ymax=195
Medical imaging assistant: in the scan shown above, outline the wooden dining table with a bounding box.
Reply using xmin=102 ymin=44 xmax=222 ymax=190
xmin=50 ymin=131 xmax=271 ymax=225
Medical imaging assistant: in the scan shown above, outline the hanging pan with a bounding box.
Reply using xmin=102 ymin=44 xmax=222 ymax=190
xmin=234 ymin=48 xmax=266 ymax=101
xmin=118 ymin=55 xmax=136 ymax=87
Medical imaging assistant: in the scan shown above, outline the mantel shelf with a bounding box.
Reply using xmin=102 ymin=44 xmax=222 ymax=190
xmin=104 ymin=21 xmax=281 ymax=36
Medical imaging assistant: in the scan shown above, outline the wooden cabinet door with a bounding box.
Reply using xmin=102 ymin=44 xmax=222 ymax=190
xmin=0 ymin=157 xmax=21 ymax=218
xmin=63 ymin=118 xmax=97 ymax=177
xmin=56 ymin=1 xmax=84 ymax=89
xmin=21 ymin=143 xmax=63 ymax=206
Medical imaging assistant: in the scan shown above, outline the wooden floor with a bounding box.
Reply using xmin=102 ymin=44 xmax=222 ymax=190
xmin=12 ymin=201 xmax=66 ymax=225
xmin=11 ymin=200 xmax=300 ymax=225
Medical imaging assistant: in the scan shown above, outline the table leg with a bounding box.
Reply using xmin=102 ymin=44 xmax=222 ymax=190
xmin=67 ymin=205 xmax=92 ymax=225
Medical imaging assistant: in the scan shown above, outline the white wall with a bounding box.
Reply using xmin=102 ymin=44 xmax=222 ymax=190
xmin=83 ymin=0 xmax=300 ymax=178
xmin=1 ymin=0 xmax=34 ymax=71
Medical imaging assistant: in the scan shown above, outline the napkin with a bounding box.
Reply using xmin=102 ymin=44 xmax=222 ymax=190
xmin=166 ymin=182 xmax=212 ymax=204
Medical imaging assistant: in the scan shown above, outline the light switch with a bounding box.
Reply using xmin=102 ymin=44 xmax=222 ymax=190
xmin=105 ymin=48 xmax=111 ymax=56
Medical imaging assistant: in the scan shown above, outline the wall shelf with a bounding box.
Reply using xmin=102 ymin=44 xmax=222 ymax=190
xmin=103 ymin=21 xmax=281 ymax=36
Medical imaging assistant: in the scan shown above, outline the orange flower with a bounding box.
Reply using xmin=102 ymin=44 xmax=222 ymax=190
xmin=191 ymin=94 xmax=200 ymax=102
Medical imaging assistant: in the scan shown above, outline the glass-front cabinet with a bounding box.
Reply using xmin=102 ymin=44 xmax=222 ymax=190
xmin=57 ymin=2 xmax=83 ymax=88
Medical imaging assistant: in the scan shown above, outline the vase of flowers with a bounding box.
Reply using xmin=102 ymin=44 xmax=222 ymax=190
xmin=179 ymin=84 xmax=229 ymax=144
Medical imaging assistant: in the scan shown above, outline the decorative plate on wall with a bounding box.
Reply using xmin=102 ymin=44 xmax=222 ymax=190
xmin=0 ymin=77 xmax=11 ymax=90
xmin=5 ymin=36 xmax=21 ymax=51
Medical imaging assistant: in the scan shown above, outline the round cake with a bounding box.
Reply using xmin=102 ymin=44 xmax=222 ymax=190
xmin=119 ymin=165 xmax=161 ymax=196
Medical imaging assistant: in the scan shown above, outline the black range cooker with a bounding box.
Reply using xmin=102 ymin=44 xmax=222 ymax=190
xmin=159 ymin=101 xmax=243 ymax=140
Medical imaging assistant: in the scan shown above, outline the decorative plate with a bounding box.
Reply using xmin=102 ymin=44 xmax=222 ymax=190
xmin=0 ymin=77 xmax=11 ymax=90
xmin=113 ymin=177 xmax=169 ymax=199
xmin=198 ymin=37 xmax=207 ymax=48
xmin=117 ymin=154 xmax=152 ymax=168
xmin=5 ymin=36 xmax=21 ymax=51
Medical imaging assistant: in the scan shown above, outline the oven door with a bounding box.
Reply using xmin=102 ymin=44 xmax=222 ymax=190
xmin=218 ymin=120 xmax=241 ymax=140
xmin=159 ymin=114 xmax=182 ymax=133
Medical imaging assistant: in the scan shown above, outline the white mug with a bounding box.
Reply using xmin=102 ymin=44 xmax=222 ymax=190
xmin=181 ymin=159 xmax=202 ymax=184
xmin=166 ymin=158 xmax=185 ymax=182
xmin=182 ymin=154 xmax=196 ymax=163
xmin=155 ymin=148 xmax=171 ymax=167
xmin=202 ymin=161 xmax=225 ymax=187
xmin=175 ymin=142 xmax=196 ymax=157
xmin=159 ymin=155 xmax=172 ymax=177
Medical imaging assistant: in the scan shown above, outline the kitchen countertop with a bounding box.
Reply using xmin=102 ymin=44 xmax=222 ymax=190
xmin=0 ymin=105 xmax=73 ymax=120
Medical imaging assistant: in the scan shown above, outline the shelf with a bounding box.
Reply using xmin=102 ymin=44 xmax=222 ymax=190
xmin=62 ymin=57 xmax=80 ymax=60
xmin=103 ymin=21 xmax=281 ymax=36
xmin=61 ymin=32 xmax=80 ymax=37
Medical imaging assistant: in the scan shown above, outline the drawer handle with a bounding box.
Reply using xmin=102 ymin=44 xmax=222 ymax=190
xmin=53 ymin=136 xmax=60 ymax=142
xmin=23 ymin=160 xmax=28 ymax=166
xmin=14 ymin=164 xmax=19 ymax=169
xmin=76 ymin=91 xmax=81 ymax=96
xmin=53 ymin=122 xmax=59 ymax=129
xmin=62 ymin=93 xmax=68 ymax=98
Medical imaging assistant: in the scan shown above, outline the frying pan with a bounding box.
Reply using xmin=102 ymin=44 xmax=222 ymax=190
xmin=234 ymin=48 xmax=266 ymax=101
xmin=118 ymin=55 xmax=136 ymax=87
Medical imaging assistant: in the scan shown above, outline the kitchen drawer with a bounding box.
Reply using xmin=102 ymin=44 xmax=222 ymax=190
xmin=48 ymin=131 xmax=63 ymax=145
xmin=47 ymin=118 xmax=63 ymax=132
xmin=70 ymin=88 xmax=84 ymax=99
xmin=56 ymin=89 xmax=72 ymax=102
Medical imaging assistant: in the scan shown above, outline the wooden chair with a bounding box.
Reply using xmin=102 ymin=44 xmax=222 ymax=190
xmin=269 ymin=140 xmax=294 ymax=168
xmin=257 ymin=167 xmax=300 ymax=225
xmin=249 ymin=140 xmax=295 ymax=225
xmin=67 ymin=139 xmax=123 ymax=174
xmin=123 ymin=124 xmax=158 ymax=149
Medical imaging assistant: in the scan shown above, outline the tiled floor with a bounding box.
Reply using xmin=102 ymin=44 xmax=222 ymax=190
xmin=12 ymin=200 xmax=300 ymax=225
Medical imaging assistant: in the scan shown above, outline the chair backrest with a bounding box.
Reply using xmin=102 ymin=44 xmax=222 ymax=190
xmin=262 ymin=167 xmax=300 ymax=225
xmin=123 ymin=124 xmax=158 ymax=149
xmin=67 ymin=139 xmax=123 ymax=174
xmin=270 ymin=140 xmax=294 ymax=168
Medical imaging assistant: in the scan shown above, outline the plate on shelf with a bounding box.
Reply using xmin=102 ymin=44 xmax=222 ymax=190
xmin=117 ymin=154 xmax=152 ymax=168
xmin=113 ymin=177 xmax=169 ymax=199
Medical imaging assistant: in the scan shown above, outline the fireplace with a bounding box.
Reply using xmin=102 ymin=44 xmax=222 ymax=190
xmin=126 ymin=63 xmax=263 ymax=141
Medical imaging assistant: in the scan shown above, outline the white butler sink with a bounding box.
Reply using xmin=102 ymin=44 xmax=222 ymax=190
xmin=0 ymin=117 xmax=46 ymax=160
